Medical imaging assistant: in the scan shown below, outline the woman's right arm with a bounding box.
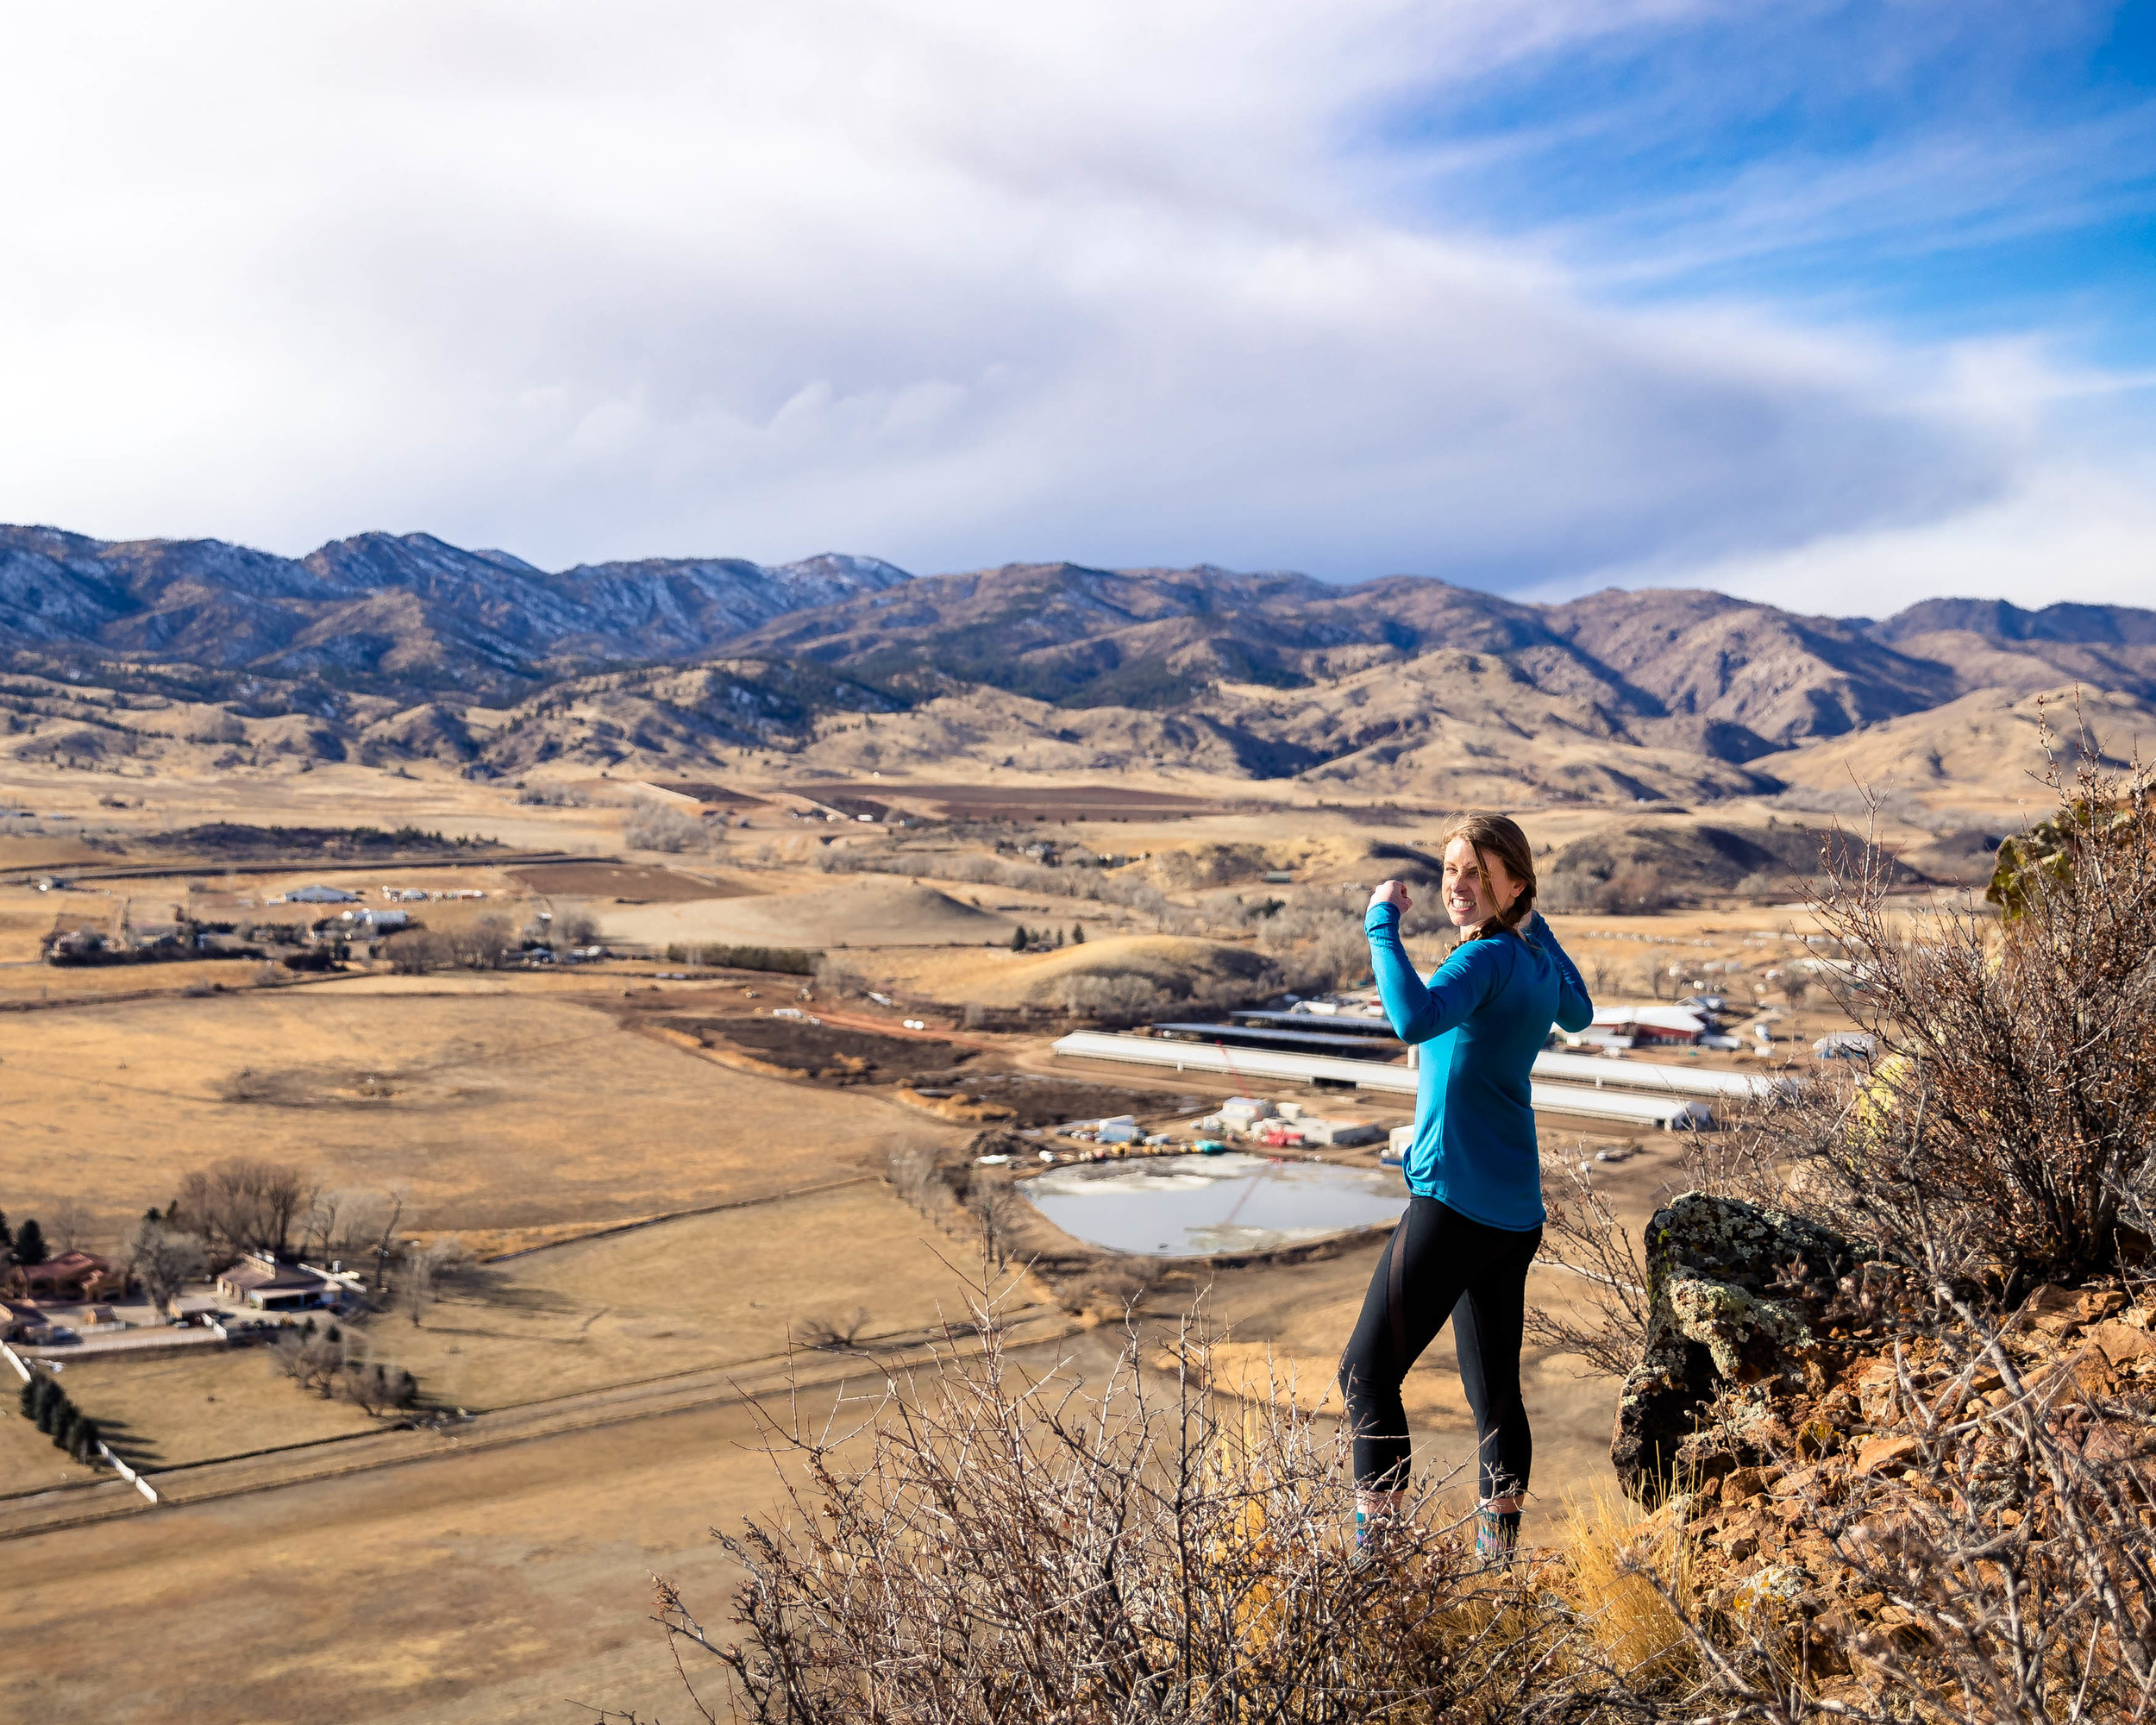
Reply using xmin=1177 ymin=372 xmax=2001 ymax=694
xmin=1366 ymin=899 xmax=1497 ymax=1044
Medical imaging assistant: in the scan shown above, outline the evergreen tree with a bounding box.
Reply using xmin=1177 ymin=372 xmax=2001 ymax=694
xmin=70 ymin=1417 xmax=100 ymax=1464
xmin=34 ymin=1380 xmax=64 ymax=1434
xmin=13 ymin=1218 xmax=47 ymax=1267
xmin=18 ymin=1377 xmax=37 ymax=1421
xmin=1071 ymin=924 xmax=1085 ymax=945
xmin=0 ymin=1209 xmax=12 ymax=1257
xmin=1011 ymin=925 xmax=1029 ymax=952
xmin=52 ymin=1401 xmax=78 ymax=1452
xmin=1054 ymin=928 xmax=1064 ymax=948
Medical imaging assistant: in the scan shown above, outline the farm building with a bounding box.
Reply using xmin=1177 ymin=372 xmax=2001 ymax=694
xmin=1566 ymin=1005 xmax=1708 ymax=1050
xmin=284 ymin=884 xmax=360 ymax=904
xmin=214 ymin=1254 xmax=362 ymax=1312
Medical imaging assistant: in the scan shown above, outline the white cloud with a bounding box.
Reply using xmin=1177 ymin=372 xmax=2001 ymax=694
xmin=0 ymin=0 xmax=2140 ymax=606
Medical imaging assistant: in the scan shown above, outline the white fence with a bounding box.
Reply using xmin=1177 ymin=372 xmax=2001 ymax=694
xmin=5 ymin=1339 xmax=159 ymax=1502
xmin=95 ymin=1441 xmax=159 ymax=1503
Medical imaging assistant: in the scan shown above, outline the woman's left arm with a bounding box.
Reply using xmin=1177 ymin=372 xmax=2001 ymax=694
xmin=1528 ymin=912 xmax=1595 ymax=1032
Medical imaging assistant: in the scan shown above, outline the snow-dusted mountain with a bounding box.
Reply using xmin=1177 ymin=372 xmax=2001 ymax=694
xmin=0 ymin=525 xmax=911 ymax=695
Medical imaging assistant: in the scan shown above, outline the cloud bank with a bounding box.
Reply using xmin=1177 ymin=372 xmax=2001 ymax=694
xmin=0 ymin=2 xmax=2146 ymax=606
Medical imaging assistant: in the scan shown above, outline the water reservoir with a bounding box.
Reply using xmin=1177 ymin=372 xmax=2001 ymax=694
xmin=1024 ymin=1152 xmax=1407 ymax=1257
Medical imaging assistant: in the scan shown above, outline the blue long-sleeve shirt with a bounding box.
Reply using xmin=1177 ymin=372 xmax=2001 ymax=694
xmin=1365 ymin=904 xmax=1595 ymax=1230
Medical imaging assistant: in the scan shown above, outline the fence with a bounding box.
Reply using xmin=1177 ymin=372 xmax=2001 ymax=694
xmin=5 ymin=1339 xmax=159 ymax=1502
xmin=95 ymin=1442 xmax=159 ymax=1503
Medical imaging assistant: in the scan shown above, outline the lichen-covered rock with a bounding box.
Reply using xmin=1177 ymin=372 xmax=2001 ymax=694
xmin=1612 ymin=1191 xmax=1861 ymax=1499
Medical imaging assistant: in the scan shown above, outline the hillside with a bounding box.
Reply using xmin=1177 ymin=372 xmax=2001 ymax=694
xmin=3 ymin=522 xmax=2153 ymax=814
xmin=0 ymin=524 xmax=910 ymax=699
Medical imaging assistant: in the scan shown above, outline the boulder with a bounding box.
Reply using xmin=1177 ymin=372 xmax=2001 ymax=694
xmin=1612 ymin=1191 xmax=1861 ymax=1499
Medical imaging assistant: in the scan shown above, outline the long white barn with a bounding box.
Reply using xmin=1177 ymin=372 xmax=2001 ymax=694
xmin=1049 ymin=1031 xmax=1730 ymax=1129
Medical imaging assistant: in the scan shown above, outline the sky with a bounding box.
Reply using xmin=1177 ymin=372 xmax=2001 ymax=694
xmin=1 ymin=1 xmax=2151 ymax=613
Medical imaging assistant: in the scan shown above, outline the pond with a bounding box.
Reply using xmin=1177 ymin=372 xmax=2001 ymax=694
xmin=1023 ymin=1152 xmax=1407 ymax=1257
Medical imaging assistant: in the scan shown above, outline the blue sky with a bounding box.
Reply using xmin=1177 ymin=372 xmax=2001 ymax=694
xmin=0 ymin=2 xmax=2150 ymax=612
xmin=1383 ymin=2 xmax=2156 ymax=349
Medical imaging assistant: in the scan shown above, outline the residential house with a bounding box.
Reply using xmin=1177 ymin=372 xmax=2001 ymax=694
xmin=3 ymin=1251 xmax=132 ymax=1302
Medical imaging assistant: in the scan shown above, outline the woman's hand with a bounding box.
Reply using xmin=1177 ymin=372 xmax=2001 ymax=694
xmin=1368 ymin=879 xmax=1413 ymax=916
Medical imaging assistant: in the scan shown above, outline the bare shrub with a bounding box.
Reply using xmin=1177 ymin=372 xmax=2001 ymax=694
xmin=398 ymin=1238 xmax=472 ymax=1327
xmin=339 ymin=1359 xmax=418 ymax=1415
xmin=46 ymin=1197 xmax=91 ymax=1252
xmin=883 ymin=1139 xmax=947 ymax=1216
xmin=811 ymin=844 xmax=1189 ymax=929
xmin=516 ymin=781 xmax=592 ymax=806
xmin=625 ymin=802 xmax=713 ymax=853
xmin=551 ymin=907 xmax=599 ymax=949
xmin=1526 ymin=1157 xmax=1653 ymax=1377
xmin=1255 ymin=891 xmax=1371 ymax=992
xmin=1053 ymin=971 xmax=1166 ymax=1025
xmin=172 ymin=1157 xmax=314 ymax=1258
xmin=454 ymin=914 xmax=516 ymax=969
xmin=811 ymin=953 xmax=867 ymax=997
xmin=645 ymin=1289 xmax=1566 ymax=1724
xmin=1752 ymin=736 xmax=2156 ymax=1292
xmin=793 ymin=1306 xmax=870 ymax=1350
xmin=271 ymin=1324 xmax=348 ymax=1398
xmin=128 ymin=1220 xmax=209 ymax=1315
xmin=384 ymin=928 xmax=450 ymax=974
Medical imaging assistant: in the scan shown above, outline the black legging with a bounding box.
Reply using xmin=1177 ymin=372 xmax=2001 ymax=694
xmin=1337 ymin=1195 xmax=1541 ymax=1499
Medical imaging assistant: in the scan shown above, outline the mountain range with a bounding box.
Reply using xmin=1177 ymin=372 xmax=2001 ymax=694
xmin=3 ymin=524 xmax=2152 ymax=811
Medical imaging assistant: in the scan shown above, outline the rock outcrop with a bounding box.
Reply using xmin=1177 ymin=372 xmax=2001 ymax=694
xmin=1612 ymin=1191 xmax=1865 ymax=1499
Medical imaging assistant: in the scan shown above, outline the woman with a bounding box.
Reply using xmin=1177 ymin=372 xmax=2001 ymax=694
xmin=1337 ymin=812 xmax=1593 ymax=1561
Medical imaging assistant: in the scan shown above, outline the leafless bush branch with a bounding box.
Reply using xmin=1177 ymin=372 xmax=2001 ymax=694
xmin=643 ymin=1280 xmax=1594 ymax=1723
xmin=1529 ymin=1156 xmax=1654 ymax=1378
xmin=1730 ymin=714 xmax=2156 ymax=1293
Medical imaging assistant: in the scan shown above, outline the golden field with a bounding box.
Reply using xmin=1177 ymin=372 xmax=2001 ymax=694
xmin=0 ymin=749 xmax=1940 ymax=1720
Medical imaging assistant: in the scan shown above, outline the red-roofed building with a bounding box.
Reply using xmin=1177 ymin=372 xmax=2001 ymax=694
xmin=3 ymin=1251 xmax=131 ymax=1302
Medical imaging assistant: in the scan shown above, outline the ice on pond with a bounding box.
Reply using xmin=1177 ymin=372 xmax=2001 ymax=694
xmin=1024 ymin=1151 xmax=1406 ymax=1257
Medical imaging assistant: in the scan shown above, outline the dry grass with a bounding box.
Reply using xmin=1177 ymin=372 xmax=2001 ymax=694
xmin=1549 ymin=1486 xmax=1695 ymax=1680
xmin=0 ymin=988 xmax=950 ymax=1245
xmin=51 ymin=1348 xmax=379 ymax=1469
xmin=0 ymin=1391 xmax=96 ymax=1496
xmin=600 ymin=875 xmax=1011 ymax=950
xmin=380 ymin=1183 xmax=1004 ymax=1411
xmin=0 ymin=1365 xmax=838 ymax=1723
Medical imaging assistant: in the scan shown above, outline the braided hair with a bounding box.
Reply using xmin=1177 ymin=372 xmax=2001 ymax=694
xmin=1439 ymin=812 xmax=1539 ymax=944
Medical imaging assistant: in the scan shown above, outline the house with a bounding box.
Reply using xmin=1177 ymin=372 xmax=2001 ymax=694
xmin=214 ymin=1253 xmax=360 ymax=1312
xmin=0 ymin=1298 xmax=41 ymax=1342
xmin=3 ymin=1251 xmax=132 ymax=1302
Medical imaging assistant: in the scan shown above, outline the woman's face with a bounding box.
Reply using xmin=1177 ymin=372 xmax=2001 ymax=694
xmin=1442 ymin=837 xmax=1523 ymax=929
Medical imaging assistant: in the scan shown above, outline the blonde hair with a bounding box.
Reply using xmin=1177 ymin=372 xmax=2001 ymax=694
xmin=1439 ymin=812 xmax=1538 ymax=943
